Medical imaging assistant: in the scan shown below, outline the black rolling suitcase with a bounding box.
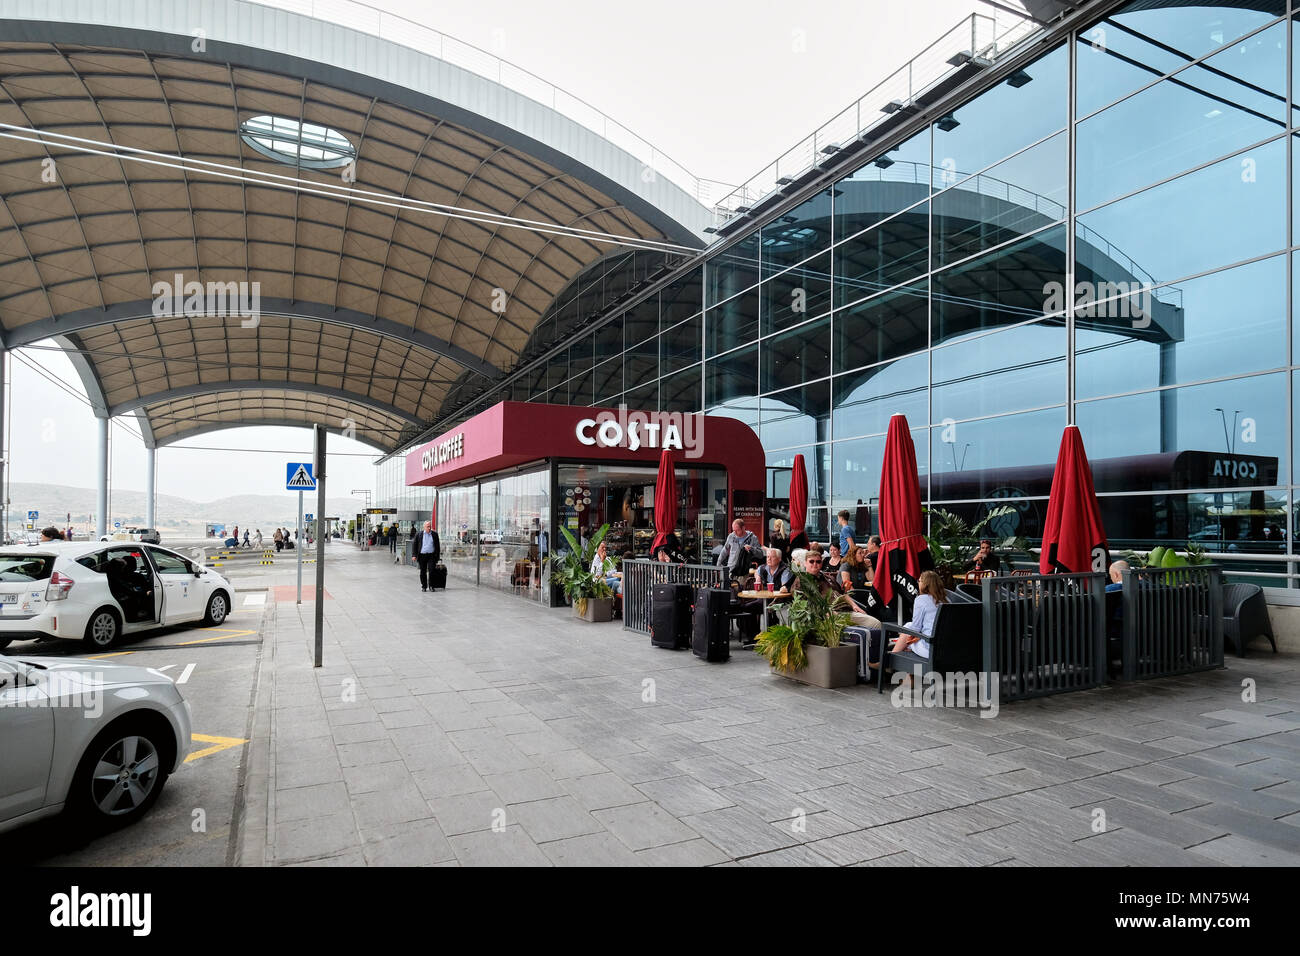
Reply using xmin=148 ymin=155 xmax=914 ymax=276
xmin=692 ymin=587 xmax=731 ymax=662
xmin=650 ymin=583 xmax=692 ymax=649
xmin=431 ymin=562 xmax=448 ymax=590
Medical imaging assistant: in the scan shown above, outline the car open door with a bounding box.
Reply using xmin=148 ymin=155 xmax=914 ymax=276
xmin=145 ymin=547 xmax=205 ymax=624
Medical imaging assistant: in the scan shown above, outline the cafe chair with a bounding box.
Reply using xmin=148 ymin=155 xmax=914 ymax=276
xmin=877 ymin=601 xmax=982 ymax=693
xmin=1222 ymin=583 xmax=1277 ymax=656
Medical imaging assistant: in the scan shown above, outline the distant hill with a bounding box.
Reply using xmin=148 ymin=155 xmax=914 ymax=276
xmin=5 ymin=482 xmax=366 ymax=536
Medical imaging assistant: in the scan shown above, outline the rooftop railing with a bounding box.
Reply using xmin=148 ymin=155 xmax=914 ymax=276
xmin=711 ymin=11 xmax=1042 ymax=226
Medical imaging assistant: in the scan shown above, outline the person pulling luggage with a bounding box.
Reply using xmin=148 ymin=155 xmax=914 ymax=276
xmin=411 ymin=520 xmax=441 ymax=592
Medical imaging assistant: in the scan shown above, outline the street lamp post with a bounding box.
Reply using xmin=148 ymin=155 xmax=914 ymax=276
xmin=1213 ymin=408 xmax=1241 ymax=455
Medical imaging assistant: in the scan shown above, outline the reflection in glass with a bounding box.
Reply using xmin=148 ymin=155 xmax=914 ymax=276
xmin=762 ymin=317 xmax=831 ymax=394
xmin=932 ymin=44 xmax=1067 ymax=188
xmin=707 ymin=288 xmax=759 ymax=356
xmin=833 ymin=428 xmax=930 ymax=512
xmin=661 ymin=365 xmax=702 ymax=414
xmin=1076 ymin=372 xmax=1287 ymax=489
xmin=1077 ymin=0 xmax=1284 ymax=119
xmin=1076 ymin=137 xmax=1285 ymax=286
xmin=834 ymin=127 xmax=930 ymax=243
xmin=1077 ymin=21 xmax=1286 ymax=212
xmin=931 ymin=321 xmax=1066 ymax=423
xmin=437 ymin=484 xmax=479 ymax=586
xmin=1076 ymin=255 xmax=1285 ymax=400
xmin=762 ymin=189 xmax=833 ymax=275
xmin=832 ymin=352 xmax=929 ymax=441
xmin=932 ymin=225 xmax=1066 ymax=346
xmin=707 ymin=234 xmax=760 ymax=307
xmin=663 ymin=315 xmax=702 ymax=373
xmin=760 ymin=382 xmax=830 ymax=451
xmin=834 ymin=281 xmax=928 ymax=375
xmin=932 ymin=132 xmax=1066 ymax=270
xmin=765 ymin=253 xmax=832 ymax=334
xmin=928 ymin=407 xmax=1066 ymax=501
xmin=834 ymin=204 xmax=929 ymax=308
xmin=706 ymin=344 xmax=758 ymax=414
xmin=592 ymin=357 xmax=622 ymax=405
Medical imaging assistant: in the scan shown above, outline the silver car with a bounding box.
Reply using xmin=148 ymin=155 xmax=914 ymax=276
xmin=0 ymin=655 xmax=192 ymax=832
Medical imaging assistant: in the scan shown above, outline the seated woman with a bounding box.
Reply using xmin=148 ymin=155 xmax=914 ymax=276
xmin=891 ymin=569 xmax=947 ymax=660
xmin=589 ymin=540 xmax=622 ymax=595
xmin=839 ymin=544 xmax=871 ymax=596
xmin=823 ymin=541 xmax=843 ymax=582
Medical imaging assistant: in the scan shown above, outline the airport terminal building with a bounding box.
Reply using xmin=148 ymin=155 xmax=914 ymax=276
xmin=383 ymin=0 xmax=1300 ymax=601
xmin=2 ymin=0 xmax=1298 ymax=599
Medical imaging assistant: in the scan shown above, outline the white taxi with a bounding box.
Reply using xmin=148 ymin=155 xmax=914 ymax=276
xmin=0 ymin=541 xmax=234 ymax=651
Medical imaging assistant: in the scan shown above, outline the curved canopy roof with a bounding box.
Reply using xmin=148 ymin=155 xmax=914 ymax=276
xmin=0 ymin=0 xmax=708 ymax=451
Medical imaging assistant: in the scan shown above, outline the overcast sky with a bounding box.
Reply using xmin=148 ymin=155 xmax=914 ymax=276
xmin=6 ymin=0 xmax=1002 ymax=504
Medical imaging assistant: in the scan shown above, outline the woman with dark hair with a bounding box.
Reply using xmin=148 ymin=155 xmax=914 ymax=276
xmin=839 ymin=544 xmax=871 ymax=595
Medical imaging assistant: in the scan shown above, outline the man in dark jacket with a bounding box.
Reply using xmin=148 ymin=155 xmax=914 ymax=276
xmin=411 ymin=520 xmax=442 ymax=592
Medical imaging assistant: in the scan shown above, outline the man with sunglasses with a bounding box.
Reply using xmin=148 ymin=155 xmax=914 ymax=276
xmin=804 ymin=545 xmax=879 ymax=629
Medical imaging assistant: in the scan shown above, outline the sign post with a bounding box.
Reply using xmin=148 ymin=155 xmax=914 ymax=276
xmin=313 ymin=425 xmax=327 ymax=669
xmin=286 ymin=461 xmax=316 ymax=605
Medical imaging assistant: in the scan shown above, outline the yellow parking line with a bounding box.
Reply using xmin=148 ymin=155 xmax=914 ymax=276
xmin=178 ymin=628 xmax=256 ymax=645
xmin=87 ymin=651 xmax=133 ymax=660
xmin=185 ymin=733 xmax=247 ymax=763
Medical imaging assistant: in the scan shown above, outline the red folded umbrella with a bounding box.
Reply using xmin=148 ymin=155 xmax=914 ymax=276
xmin=1040 ymin=425 xmax=1109 ymax=574
xmin=651 ymin=448 xmax=676 ymax=555
xmin=788 ymin=453 xmax=810 ymax=551
xmin=871 ymin=414 xmax=933 ymax=608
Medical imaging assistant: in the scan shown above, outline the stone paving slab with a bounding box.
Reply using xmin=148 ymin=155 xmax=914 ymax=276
xmin=240 ymin=545 xmax=1300 ymax=866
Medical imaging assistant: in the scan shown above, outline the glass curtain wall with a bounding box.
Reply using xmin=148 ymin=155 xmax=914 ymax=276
xmin=435 ymin=468 xmax=551 ymax=602
xmin=429 ymin=0 xmax=1300 ymax=597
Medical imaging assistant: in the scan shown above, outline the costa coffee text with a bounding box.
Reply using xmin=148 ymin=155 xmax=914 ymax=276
xmin=576 ymin=417 xmax=685 ymax=452
xmin=421 ymin=433 xmax=464 ymax=471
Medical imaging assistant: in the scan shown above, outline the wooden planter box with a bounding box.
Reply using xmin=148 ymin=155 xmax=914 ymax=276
xmin=775 ymin=643 xmax=858 ymax=689
xmin=573 ymin=596 xmax=613 ymax=623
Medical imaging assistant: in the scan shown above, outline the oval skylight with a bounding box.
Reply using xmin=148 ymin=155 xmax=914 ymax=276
xmin=239 ymin=115 xmax=356 ymax=170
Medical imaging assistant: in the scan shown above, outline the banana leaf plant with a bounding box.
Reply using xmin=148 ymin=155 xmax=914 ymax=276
xmin=551 ymin=523 xmax=613 ymax=615
xmin=754 ymin=571 xmax=852 ymax=673
xmin=923 ymin=505 xmax=1026 ymax=583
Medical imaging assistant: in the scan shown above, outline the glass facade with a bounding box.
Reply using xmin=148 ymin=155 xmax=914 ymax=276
xmin=414 ymin=0 xmax=1300 ymax=599
xmin=436 ymin=466 xmax=551 ymax=602
xmin=557 ymin=462 xmax=728 ymax=564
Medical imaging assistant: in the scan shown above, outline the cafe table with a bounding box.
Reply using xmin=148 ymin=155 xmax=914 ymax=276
xmin=737 ymin=589 xmax=794 ymax=627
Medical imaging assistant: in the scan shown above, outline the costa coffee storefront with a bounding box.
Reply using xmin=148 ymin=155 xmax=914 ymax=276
xmin=406 ymin=402 xmax=765 ymax=605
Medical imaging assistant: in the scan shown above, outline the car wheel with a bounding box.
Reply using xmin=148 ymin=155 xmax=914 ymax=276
xmin=83 ymin=607 xmax=121 ymax=650
xmin=202 ymin=590 xmax=229 ymax=626
xmin=68 ymin=716 xmax=172 ymax=827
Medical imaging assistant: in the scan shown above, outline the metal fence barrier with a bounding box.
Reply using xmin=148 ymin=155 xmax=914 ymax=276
xmin=1121 ymin=565 xmax=1224 ymax=681
xmin=982 ymin=572 xmax=1107 ymax=702
xmin=622 ymin=559 xmax=726 ymax=634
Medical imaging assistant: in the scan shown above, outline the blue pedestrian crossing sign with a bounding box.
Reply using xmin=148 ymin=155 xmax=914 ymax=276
xmin=286 ymin=462 xmax=316 ymax=490
xmin=27 ymin=510 xmax=37 ymax=520
xmin=305 ymin=513 xmax=314 ymax=521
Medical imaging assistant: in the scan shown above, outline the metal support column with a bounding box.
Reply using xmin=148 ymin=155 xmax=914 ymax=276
xmin=0 ymin=348 xmax=5 ymax=545
xmin=95 ymin=415 xmax=109 ymax=538
xmin=145 ymin=447 xmax=156 ymax=531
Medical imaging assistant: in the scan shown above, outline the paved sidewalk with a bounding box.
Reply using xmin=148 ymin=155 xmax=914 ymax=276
xmin=237 ymin=545 xmax=1300 ymax=866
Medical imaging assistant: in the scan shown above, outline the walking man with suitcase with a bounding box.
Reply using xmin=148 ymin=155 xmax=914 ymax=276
xmin=412 ymin=520 xmax=441 ymax=592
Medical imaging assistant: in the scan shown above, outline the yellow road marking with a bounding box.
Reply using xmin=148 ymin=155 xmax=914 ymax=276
xmin=186 ymin=733 xmax=248 ymax=763
xmin=178 ymin=628 xmax=256 ymax=645
xmin=86 ymin=651 xmax=133 ymax=660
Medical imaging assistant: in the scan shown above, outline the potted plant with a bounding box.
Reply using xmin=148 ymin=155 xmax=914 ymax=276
xmin=754 ymin=572 xmax=857 ymax=688
xmin=923 ymin=505 xmax=1025 ymax=587
xmin=552 ymin=524 xmax=615 ymax=622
